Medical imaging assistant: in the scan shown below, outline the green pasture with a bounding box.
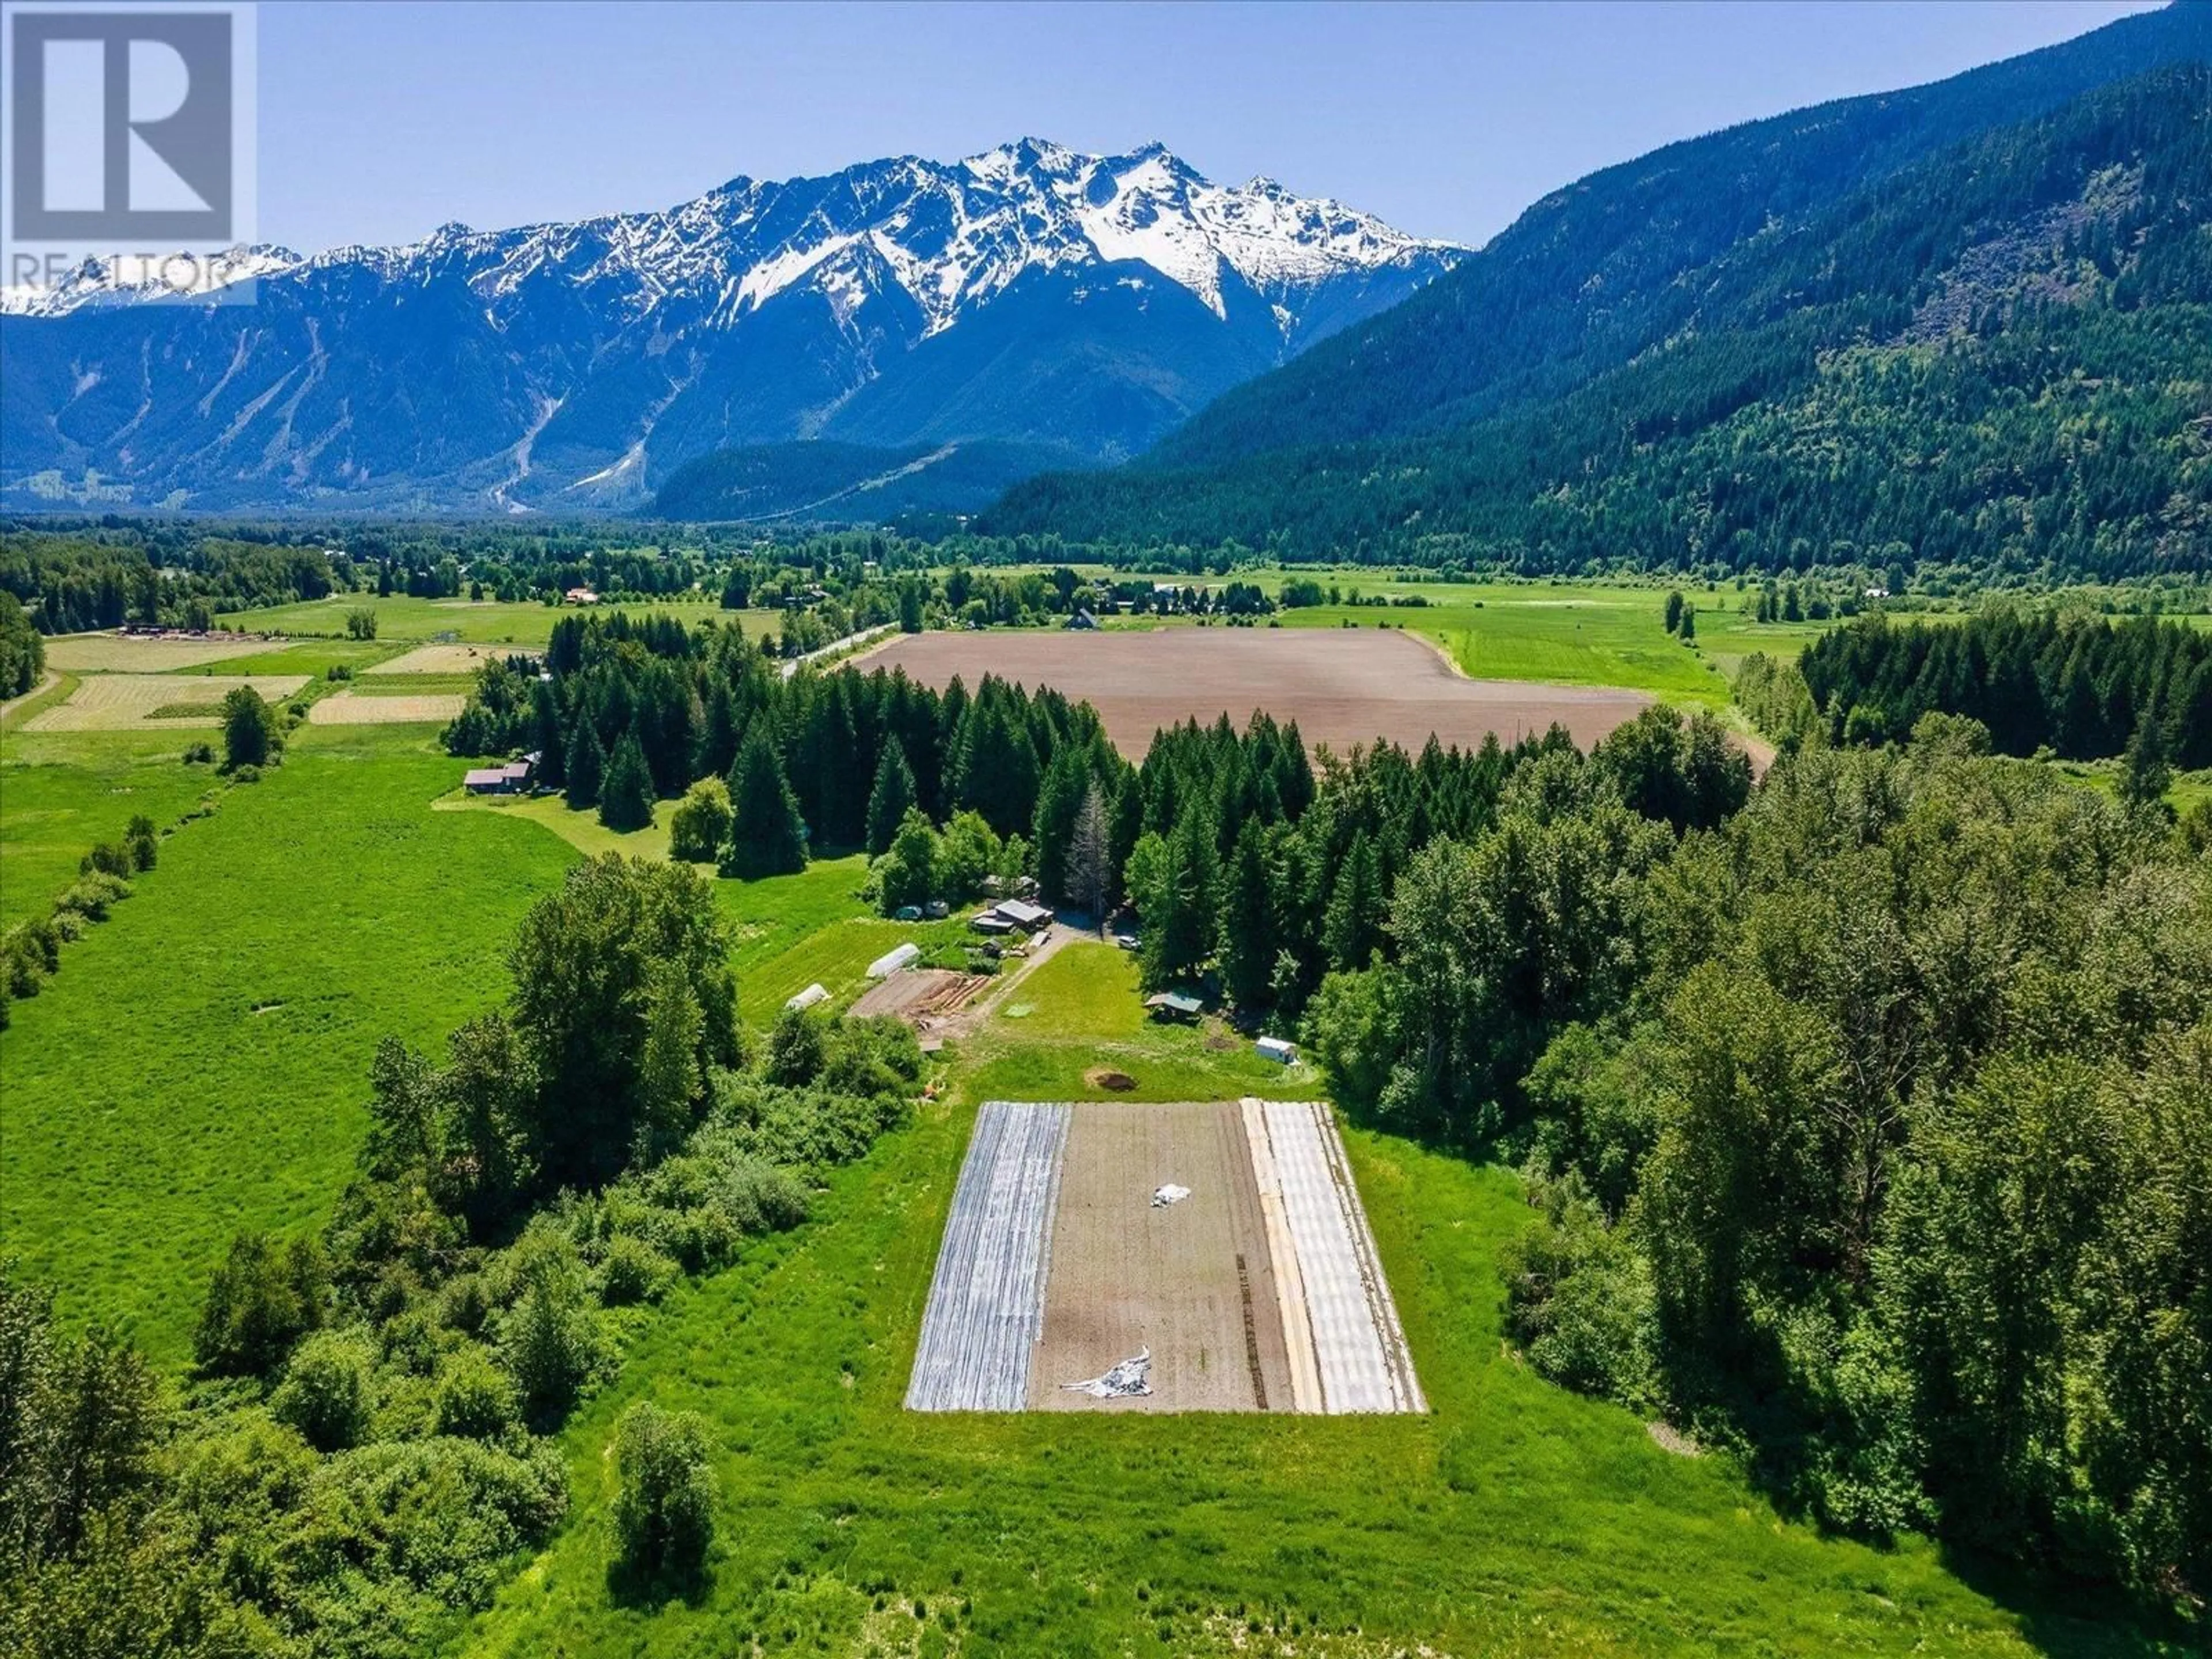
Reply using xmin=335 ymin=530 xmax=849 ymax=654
xmin=0 ymin=728 xmax=222 ymax=929
xmin=0 ymin=725 xmax=578 ymax=1363
xmin=456 ymin=938 xmax=2152 ymax=1658
xmin=213 ymin=593 xmax=786 ymax=646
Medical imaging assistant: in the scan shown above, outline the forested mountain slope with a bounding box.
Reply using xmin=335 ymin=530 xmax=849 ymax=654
xmin=988 ymin=13 xmax=2212 ymax=578
xmin=1144 ymin=0 xmax=2211 ymax=467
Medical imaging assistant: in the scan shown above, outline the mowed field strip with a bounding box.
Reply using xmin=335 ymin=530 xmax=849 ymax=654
xmin=908 ymin=1097 xmax=1422 ymax=1414
xmin=26 ymin=673 xmax=312 ymax=730
xmin=860 ymin=628 xmax=1655 ymax=756
xmin=307 ymin=690 xmax=467 ymax=725
xmin=41 ymin=634 xmax=270 ymax=673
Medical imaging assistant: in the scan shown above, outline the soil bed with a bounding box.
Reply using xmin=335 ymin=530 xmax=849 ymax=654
xmin=859 ymin=628 xmax=1656 ymax=757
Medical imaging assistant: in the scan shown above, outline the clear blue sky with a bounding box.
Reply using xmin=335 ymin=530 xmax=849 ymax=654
xmin=257 ymin=0 xmax=2165 ymax=253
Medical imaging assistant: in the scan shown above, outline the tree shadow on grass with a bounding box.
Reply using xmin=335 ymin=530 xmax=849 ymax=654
xmin=1936 ymin=1546 xmax=2199 ymax=1659
xmin=604 ymin=1552 xmax=714 ymax=1612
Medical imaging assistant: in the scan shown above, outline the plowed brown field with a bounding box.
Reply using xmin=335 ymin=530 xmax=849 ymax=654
xmin=858 ymin=628 xmax=1654 ymax=756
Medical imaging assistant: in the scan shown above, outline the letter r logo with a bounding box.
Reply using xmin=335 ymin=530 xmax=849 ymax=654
xmin=9 ymin=8 xmax=234 ymax=240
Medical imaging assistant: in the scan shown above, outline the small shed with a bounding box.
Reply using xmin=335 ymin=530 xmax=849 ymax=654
xmin=993 ymin=899 xmax=1053 ymax=933
xmin=463 ymin=768 xmax=511 ymax=794
xmin=1145 ymin=991 xmax=1204 ymax=1022
xmin=867 ymin=942 xmax=921 ymax=979
xmin=969 ymin=914 xmax=1016 ymax=936
xmin=1256 ymin=1035 xmax=1297 ymax=1065
xmin=784 ymin=983 xmax=830 ymax=1013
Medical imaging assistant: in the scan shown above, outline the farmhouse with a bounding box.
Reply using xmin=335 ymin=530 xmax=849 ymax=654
xmin=461 ymin=752 xmax=537 ymax=795
xmin=563 ymin=586 xmax=599 ymax=605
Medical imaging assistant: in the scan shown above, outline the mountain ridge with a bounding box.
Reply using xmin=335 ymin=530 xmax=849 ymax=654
xmin=0 ymin=140 xmax=1461 ymax=513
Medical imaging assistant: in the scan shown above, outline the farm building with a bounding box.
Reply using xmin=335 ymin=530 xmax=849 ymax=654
xmin=1144 ymin=991 xmax=1204 ymax=1022
xmin=970 ymin=914 xmax=1016 ymax=936
xmin=991 ymin=899 xmax=1053 ymax=933
xmin=1064 ymin=608 xmax=1099 ymax=630
xmin=784 ymin=983 xmax=830 ymax=1012
xmin=462 ymin=753 xmax=536 ymax=795
xmin=1256 ymin=1036 xmax=1298 ymax=1065
xmin=563 ymin=586 xmax=599 ymax=605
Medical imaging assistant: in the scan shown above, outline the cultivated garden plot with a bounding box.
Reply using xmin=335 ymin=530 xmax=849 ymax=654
xmin=907 ymin=1097 xmax=1424 ymax=1414
xmin=25 ymin=673 xmax=311 ymax=731
xmin=860 ymin=628 xmax=1656 ymax=757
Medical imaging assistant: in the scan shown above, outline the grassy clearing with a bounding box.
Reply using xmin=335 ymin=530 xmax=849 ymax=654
xmin=0 ymin=725 xmax=578 ymax=1363
xmin=457 ymin=940 xmax=2150 ymax=1658
xmin=0 ymin=729 xmax=220 ymax=929
xmin=962 ymin=940 xmax=1323 ymax=1103
xmin=435 ymin=789 xmax=677 ymax=864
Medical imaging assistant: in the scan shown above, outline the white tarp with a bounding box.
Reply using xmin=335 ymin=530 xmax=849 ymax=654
xmin=1150 ymin=1183 xmax=1191 ymax=1207
xmin=867 ymin=942 xmax=921 ymax=979
xmin=784 ymin=983 xmax=829 ymax=1012
xmin=1062 ymin=1349 xmax=1153 ymax=1399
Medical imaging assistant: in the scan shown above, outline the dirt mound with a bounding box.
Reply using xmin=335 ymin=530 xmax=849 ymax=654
xmin=1084 ymin=1067 xmax=1137 ymax=1092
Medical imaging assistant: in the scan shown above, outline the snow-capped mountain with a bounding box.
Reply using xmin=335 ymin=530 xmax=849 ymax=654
xmin=0 ymin=139 xmax=1462 ymax=513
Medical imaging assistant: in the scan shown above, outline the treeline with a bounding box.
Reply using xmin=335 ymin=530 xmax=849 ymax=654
xmin=0 ymin=529 xmax=335 ymax=632
xmin=1299 ymin=722 xmax=2209 ymax=1603
xmin=1799 ymin=609 xmax=2212 ymax=763
xmin=0 ymin=591 xmax=41 ymax=695
xmin=1 ymin=855 xmax=924 ymax=1656
xmin=445 ymin=611 xmax=1122 ymax=881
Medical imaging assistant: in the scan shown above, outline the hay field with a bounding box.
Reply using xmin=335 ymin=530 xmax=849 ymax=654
xmin=306 ymin=691 xmax=465 ymax=725
xmin=364 ymin=643 xmax=512 ymax=675
xmin=26 ymin=674 xmax=310 ymax=731
xmin=907 ymin=1095 xmax=1421 ymax=1414
xmin=862 ymin=628 xmax=1654 ymax=756
xmin=42 ymin=634 xmax=270 ymax=672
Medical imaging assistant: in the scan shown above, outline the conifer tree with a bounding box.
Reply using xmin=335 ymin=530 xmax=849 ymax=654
xmin=1066 ymin=782 xmax=1114 ymax=926
xmin=865 ymin=740 xmax=918 ymax=858
xmin=599 ymin=730 xmax=657 ymax=832
xmin=1218 ymin=817 xmax=1274 ymax=1012
xmin=565 ymin=715 xmax=605 ymax=810
xmin=723 ymin=726 xmax=808 ymax=878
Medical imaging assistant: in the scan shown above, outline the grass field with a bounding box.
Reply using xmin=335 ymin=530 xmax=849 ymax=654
xmin=0 ymin=725 xmax=578 ymax=1362
xmin=0 ymin=729 xmax=221 ymax=929
xmin=213 ymin=594 xmax=787 ymax=646
xmin=454 ymin=938 xmax=2158 ymax=1658
xmin=436 ymin=789 xmax=678 ymax=863
xmin=963 ymin=941 xmax=1325 ymax=1104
